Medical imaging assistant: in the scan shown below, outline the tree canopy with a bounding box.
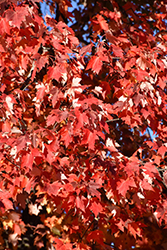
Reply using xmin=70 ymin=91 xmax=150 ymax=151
xmin=0 ymin=0 xmax=167 ymax=249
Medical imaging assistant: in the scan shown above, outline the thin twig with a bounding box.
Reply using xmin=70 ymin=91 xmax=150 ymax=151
xmin=81 ymin=219 xmax=94 ymax=240
xmin=5 ymin=156 xmax=20 ymax=168
xmin=157 ymin=167 xmax=167 ymax=172
xmin=106 ymin=118 xmax=121 ymax=123
xmin=146 ymin=127 xmax=152 ymax=141
xmin=104 ymin=242 xmax=120 ymax=250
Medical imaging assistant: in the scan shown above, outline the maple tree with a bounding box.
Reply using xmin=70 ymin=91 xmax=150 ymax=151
xmin=0 ymin=0 xmax=167 ymax=249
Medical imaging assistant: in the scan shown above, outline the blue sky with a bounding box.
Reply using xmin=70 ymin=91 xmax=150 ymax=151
xmin=40 ymin=0 xmax=77 ymax=24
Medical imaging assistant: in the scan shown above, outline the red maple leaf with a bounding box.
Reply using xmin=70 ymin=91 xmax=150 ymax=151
xmin=140 ymin=179 xmax=154 ymax=191
xmin=5 ymin=7 xmax=28 ymax=28
xmin=0 ymin=191 xmax=13 ymax=211
xmin=87 ymin=180 xmax=101 ymax=199
xmin=47 ymin=181 xmax=61 ymax=196
xmin=86 ymin=56 xmax=103 ymax=74
xmin=90 ymin=201 xmax=103 ymax=217
xmin=76 ymin=196 xmax=85 ymax=212
xmin=48 ymin=65 xmax=66 ymax=81
xmin=47 ymin=110 xmax=68 ymax=126
xmin=154 ymin=201 xmax=167 ymax=225
xmin=97 ymin=15 xmax=109 ymax=31
xmin=21 ymin=151 xmax=34 ymax=171
xmin=117 ymin=178 xmax=137 ymax=197
xmin=116 ymin=219 xmax=125 ymax=232
xmin=158 ymin=76 xmax=166 ymax=90
xmin=2 ymin=120 xmax=10 ymax=133
xmin=61 ymin=128 xmax=72 ymax=148
xmin=111 ymin=44 xmax=123 ymax=58
xmin=81 ymin=129 xmax=97 ymax=150
xmin=86 ymin=230 xmax=104 ymax=245
xmin=0 ymin=17 xmax=10 ymax=35
xmin=157 ymin=145 xmax=166 ymax=158
xmin=128 ymin=222 xmax=142 ymax=239
xmin=16 ymin=134 xmax=31 ymax=153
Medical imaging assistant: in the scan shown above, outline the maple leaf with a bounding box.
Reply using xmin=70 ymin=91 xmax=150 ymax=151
xmin=1 ymin=198 xmax=13 ymax=210
xmin=105 ymin=30 xmax=118 ymax=44
xmin=48 ymin=65 xmax=66 ymax=81
xmin=140 ymin=178 xmax=154 ymax=191
xmin=5 ymin=95 xmax=16 ymax=114
xmin=116 ymin=219 xmax=125 ymax=232
xmin=158 ymin=77 xmax=166 ymax=90
xmin=5 ymin=7 xmax=28 ymax=28
xmin=47 ymin=110 xmax=68 ymax=126
xmin=0 ymin=191 xmax=13 ymax=211
xmin=50 ymin=87 xmax=64 ymax=108
xmin=53 ymin=238 xmax=72 ymax=250
xmin=90 ymin=201 xmax=103 ymax=217
xmin=76 ymin=196 xmax=85 ymax=212
xmin=111 ymin=44 xmax=123 ymax=59
xmin=97 ymin=14 xmax=109 ymax=31
xmin=79 ymin=44 xmax=92 ymax=55
xmin=136 ymin=57 xmax=151 ymax=71
xmin=74 ymin=108 xmax=87 ymax=130
xmin=154 ymin=201 xmax=167 ymax=225
xmin=141 ymin=108 xmax=150 ymax=119
xmin=125 ymin=160 xmax=140 ymax=176
xmin=142 ymin=162 xmax=159 ymax=176
xmin=117 ymin=178 xmax=137 ymax=197
xmin=86 ymin=56 xmax=103 ymax=74
xmin=36 ymin=83 xmax=46 ymax=100
xmin=132 ymin=69 xmax=149 ymax=82
xmin=60 ymin=129 xmax=71 ymax=148
xmin=16 ymin=134 xmax=31 ymax=153
xmin=0 ymin=17 xmax=10 ymax=35
xmin=47 ymin=181 xmax=61 ymax=196
xmin=2 ymin=120 xmax=11 ymax=133
xmin=21 ymin=151 xmax=34 ymax=171
xmin=87 ymin=180 xmax=101 ymax=199
xmin=81 ymin=129 xmax=99 ymax=150
xmin=8 ymin=233 xmax=19 ymax=247
xmin=8 ymin=211 xmax=21 ymax=222
xmin=157 ymin=145 xmax=166 ymax=158
xmin=28 ymin=203 xmax=42 ymax=216
xmin=52 ymin=38 xmax=63 ymax=51
xmin=86 ymin=230 xmax=104 ymax=245
xmin=128 ymin=222 xmax=142 ymax=239
xmin=13 ymin=223 xmax=22 ymax=235
xmin=99 ymin=81 xmax=111 ymax=98
xmin=46 ymin=139 xmax=59 ymax=153
xmin=106 ymin=137 xmax=118 ymax=152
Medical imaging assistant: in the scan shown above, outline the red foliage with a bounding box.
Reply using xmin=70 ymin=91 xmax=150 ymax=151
xmin=0 ymin=0 xmax=167 ymax=249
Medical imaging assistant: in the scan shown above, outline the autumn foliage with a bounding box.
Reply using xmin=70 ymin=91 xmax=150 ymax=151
xmin=0 ymin=0 xmax=167 ymax=249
